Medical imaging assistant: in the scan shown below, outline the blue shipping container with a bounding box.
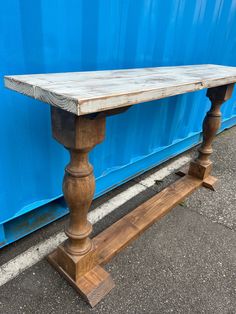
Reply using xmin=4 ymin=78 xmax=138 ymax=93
xmin=1 ymin=0 xmax=236 ymax=247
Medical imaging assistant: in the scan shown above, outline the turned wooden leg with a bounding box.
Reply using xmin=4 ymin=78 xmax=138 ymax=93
xmin=188 ymin=84 xmax=234 ymax=187
xmin=48 ymin=108 xmax=114 ymax=307
xmin=63 ymin=147 xmax=94 ymax=256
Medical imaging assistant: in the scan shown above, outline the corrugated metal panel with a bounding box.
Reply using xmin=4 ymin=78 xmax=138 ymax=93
xmin=1 ymin=0 xmax=236 ymax=247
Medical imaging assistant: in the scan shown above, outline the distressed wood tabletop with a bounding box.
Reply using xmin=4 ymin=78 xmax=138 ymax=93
xmin=4 ymin=64 xmax=236 ymax=116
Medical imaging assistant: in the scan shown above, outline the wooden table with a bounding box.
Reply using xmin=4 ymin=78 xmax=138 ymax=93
xmin=5 ymin=64 xmax=236 ymax=307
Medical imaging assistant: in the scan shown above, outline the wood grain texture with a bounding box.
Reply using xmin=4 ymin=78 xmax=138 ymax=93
xmin=77 ymin=265 xmax=115 ymax=307
xmin=48 ymin=251 xmax=114 ymax=308
xmin=51 ymin=108 xmax=106 ymax=256
xmin=48 ymin=174 xmax=204 ymax=307
xmin=94 ymin=175 xmax=202 ymax=266
xmin=5 ymin=64 xmax=236 ymax=116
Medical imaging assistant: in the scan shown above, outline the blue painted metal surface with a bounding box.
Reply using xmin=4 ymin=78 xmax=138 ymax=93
xmin=1 ymin=0 xmax=236 ymax=248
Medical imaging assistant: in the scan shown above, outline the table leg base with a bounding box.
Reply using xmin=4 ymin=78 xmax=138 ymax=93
xmin=47 ymin=174 xmax=215 ymax=307
xmin=47 ymin=250 xmax=115 ymax=307
xmin=202 ymin=176 xmax=218 ymax=191
xmin=176 ymin=168 xmax=218 ymax=191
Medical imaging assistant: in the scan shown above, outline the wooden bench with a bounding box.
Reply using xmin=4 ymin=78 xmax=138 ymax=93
xmin=5 ymin=64 xmax=236 ymax=307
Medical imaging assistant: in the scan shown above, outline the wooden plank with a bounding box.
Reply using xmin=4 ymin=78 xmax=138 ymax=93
xmin=77 ymin=265 xmax=115 ymax=307
xmin=94 ymin=217 xmax=140 ymax=265
xmin=202 ymin=175 xmax=218 ymax=191
xmin=48 ymin=251 xmax=114 ymax=307
xmin=94 ymin=175 xmax=202 ymax=265
xmin=4 ymin=64 xmax=236 ymax=116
